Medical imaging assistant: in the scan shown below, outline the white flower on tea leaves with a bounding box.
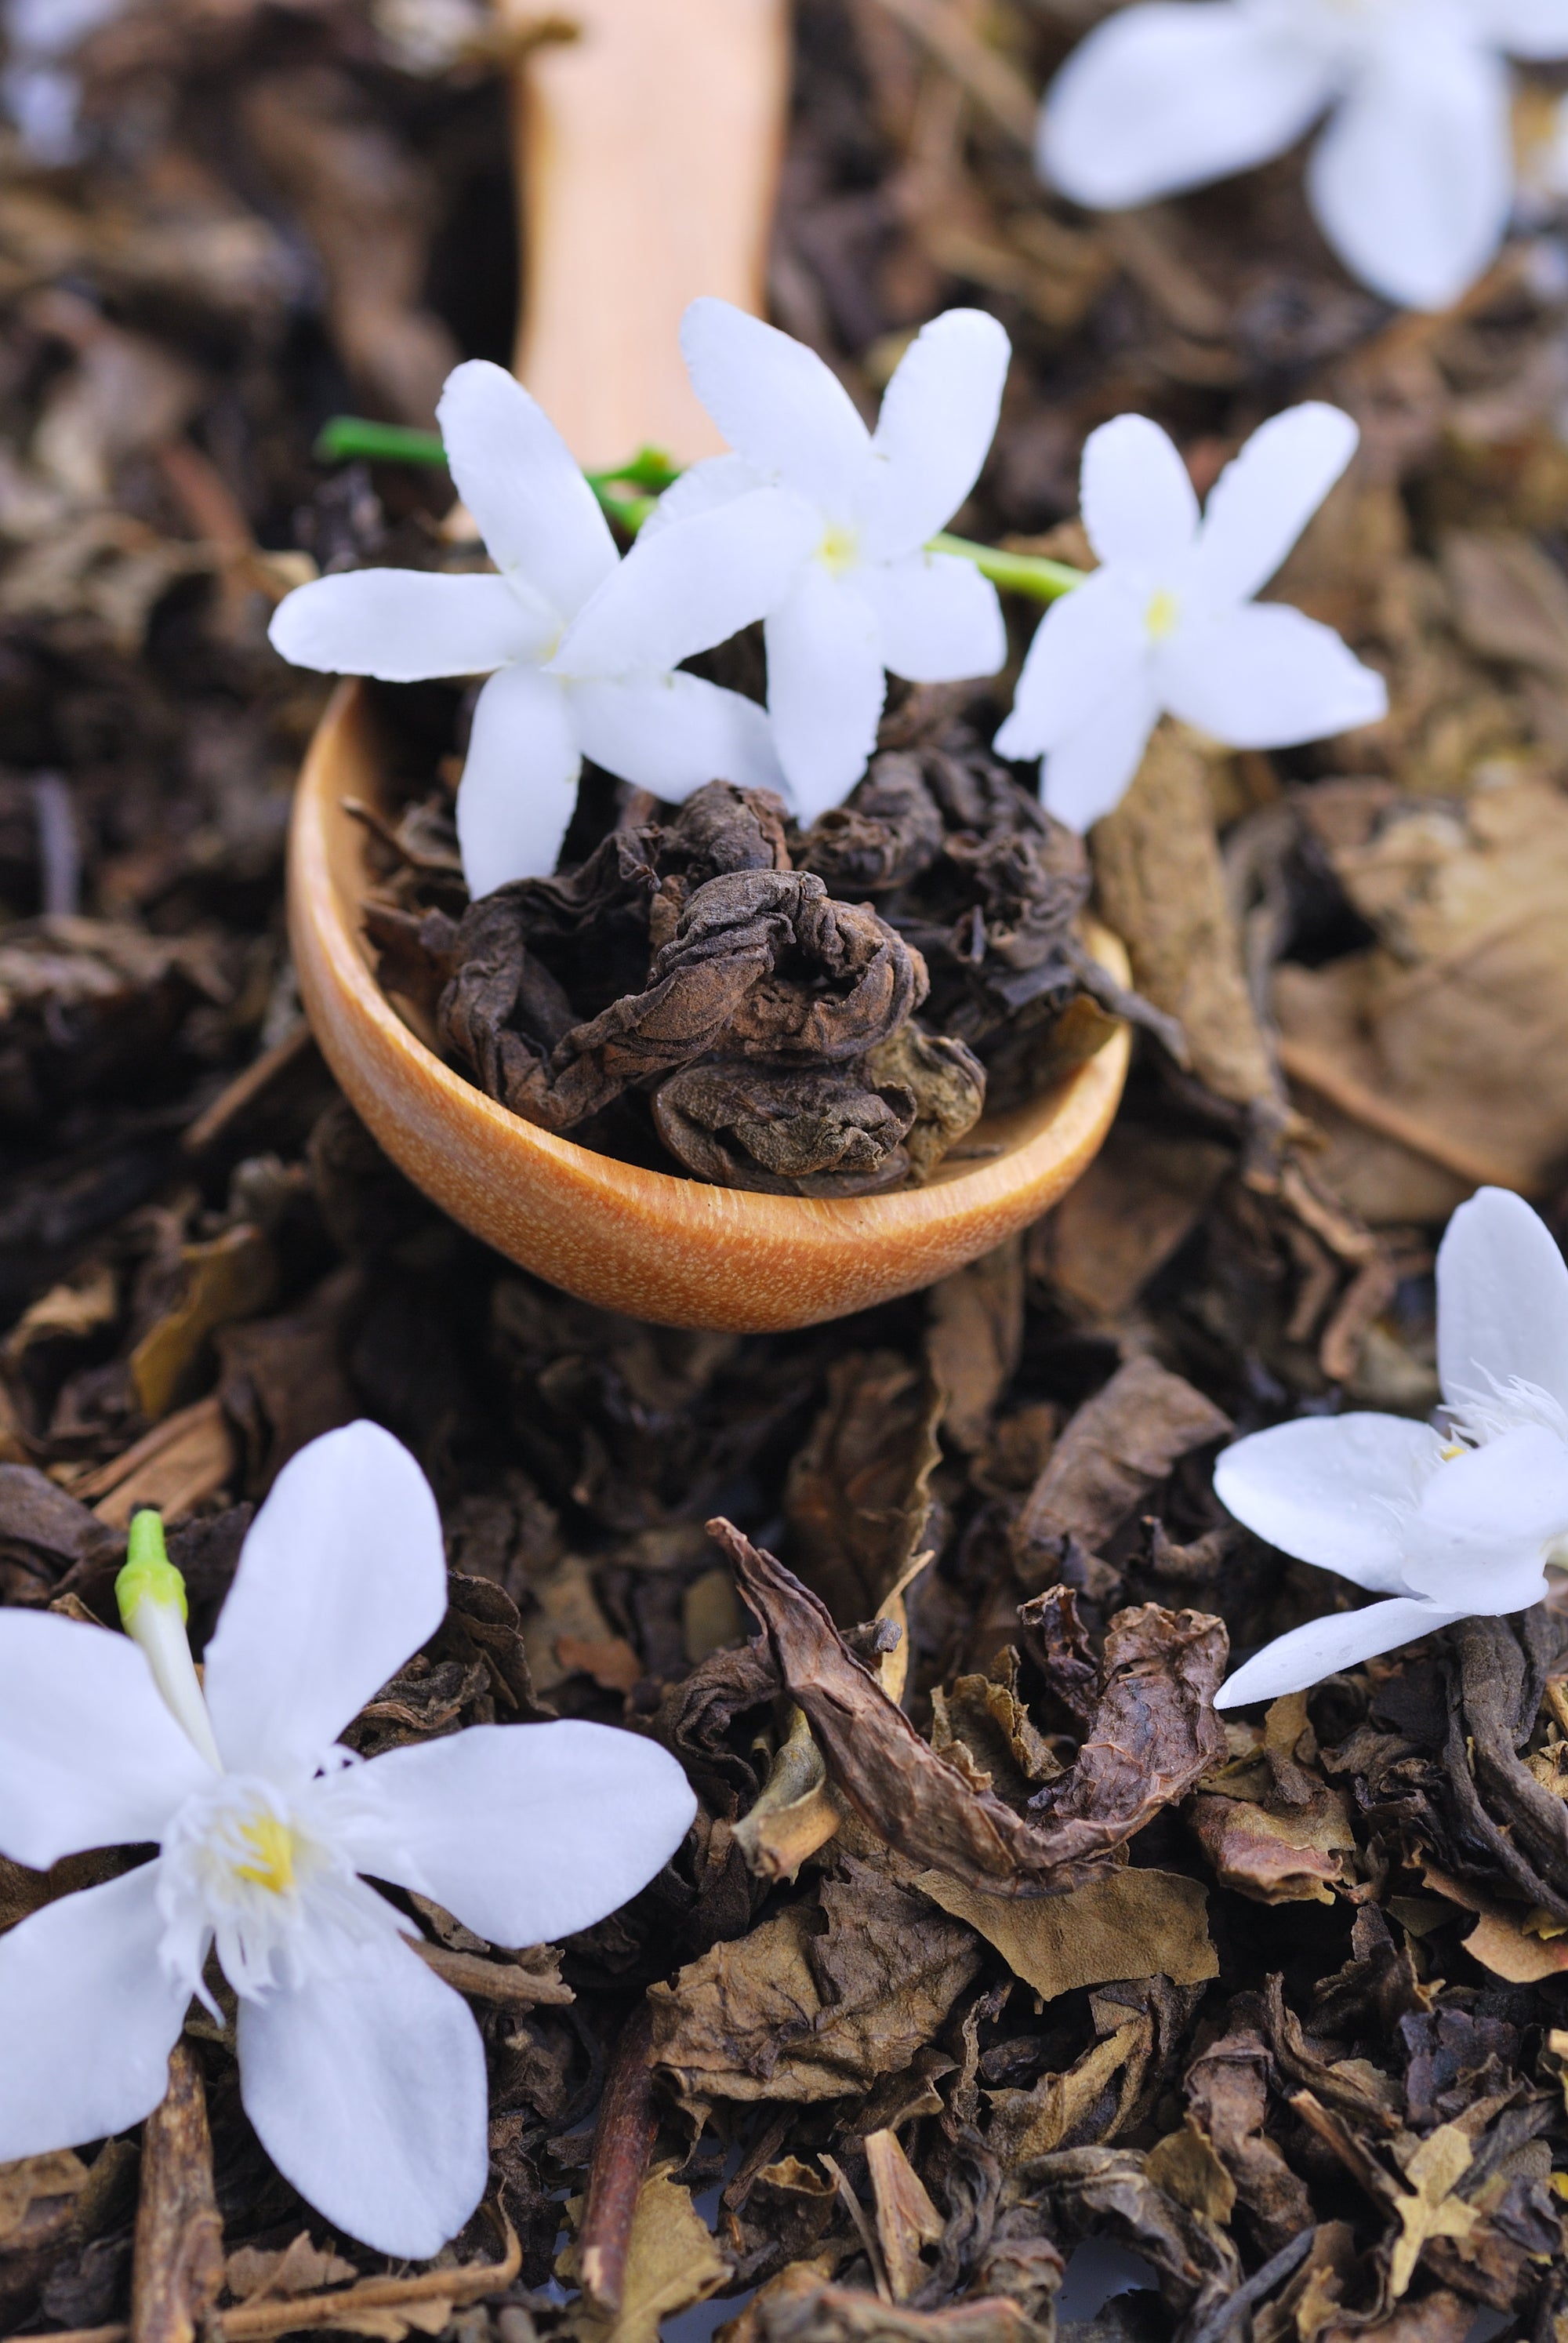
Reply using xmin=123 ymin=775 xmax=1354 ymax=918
xmin=1036 ymin=0 xmax=1568 ymax=314
xmin=551 ymin=300 xmax=1011 ymax=825
xmin=992 ymin=403 xmax=1387 ymax=830
xmin=0 ymin=1421 xmax=695 ymax=2257
xmin=1214 ymin=1186 xmax=1568 ymax=1706
xmin=268 ymin=359 xmax=784 ymax=897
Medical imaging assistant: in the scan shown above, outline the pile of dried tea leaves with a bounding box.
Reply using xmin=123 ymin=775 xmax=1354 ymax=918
xmin=366 ymin=713 xmax=1162 ymax=1192
xmin=3 ymin=5 xmax=1568 ymax=2343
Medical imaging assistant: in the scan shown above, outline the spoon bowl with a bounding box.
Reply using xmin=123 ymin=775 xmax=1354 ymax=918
xmin=287 ymin=681 xmax=1131 ymax=1331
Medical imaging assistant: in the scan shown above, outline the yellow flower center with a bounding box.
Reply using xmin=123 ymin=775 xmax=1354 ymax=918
xmin=1145 ymin=587 xmax=1181 ymax=641
xmin=818 ymin=522 xmax=860 ymax=577
xmin=234 ymin=1811 xmax=296 ymax=1894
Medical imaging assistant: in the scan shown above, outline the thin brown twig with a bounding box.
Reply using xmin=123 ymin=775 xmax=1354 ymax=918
xmin=865 ymin=0 xmax=1038 ymax=146
xmin=41 ymin=2219 xmax=521 ymax=2343
xmin=1277 ymin=1034 xmax=1538 ymax=1197
xmin=131 ymin=2043 xmax=223 ymax=2343
xmin=579 ymin=2000 xmax=659 ymax=2313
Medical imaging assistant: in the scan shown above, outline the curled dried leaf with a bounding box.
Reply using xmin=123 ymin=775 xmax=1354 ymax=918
xmin=710 ymin=1520 xmax=1225 ymax=1896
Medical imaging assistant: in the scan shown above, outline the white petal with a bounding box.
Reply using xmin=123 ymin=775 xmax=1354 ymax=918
xmin=858 ymin=551 xmax=1005 ymax=682
xmin=1157 ymin=603 xmax=1388 ymax=746
xmin=1037 ymin=2 xmax=1334 ymax=209
xmin=572 ymin=674 xmax=785 ymax=801
xmin=637 ymin=452 xmax=767 ymax=543
xmin=0 ymin=1612 xmax=211 ymax=1869
xmin=456 ymin=665 xmax=581 ymax=896
xmin=238 ymin=1927 xmax=487 ymax=2258
xmin=1437 ymin=1186 xmax=1568 ymax=1415
xmin=552 ymin=488 xmax=819 ymax=679
xmin=681 ymin=296 xmax=872 ymax=518
xmin=1480 ymin=0 xmax=1568 ymax=56
xmin=994 ymin=566 xmax=1150 ymax=754
xmin=437 ymin=359 xmax=616 ymax=622
xmin=0 ymin=1865 xmax=188 ymax=2158
xmin=764 ymin=570 xmax=887 ymax=823
xmin=1214 ymin=1413 xmax=1446 ymax=1592
xmin=1405 ymin=1422 xmax=1565 ymax=1609
xmin=1190 ymin=404 xmax=1359 ymax=608
xmin=333 ymin=1719 xmax=697 ymax=1946
xmin=1036 ymin=683 xmax=1162 ymax=833
xmin=268 ymin=571 xmax=548 ymax=683
xmin=201 ymin=1422 xmax=447 ymax=1780
xmin=1216 ymin=1597 xmax=1465 ymax=1709
xmin=1080 ymin=415 xmax=1199 ymax=572
xmin=1306 ymin=32 xmax=1512 ymax=310
xmin=862 ymin=309 xmax=1011 ymax=561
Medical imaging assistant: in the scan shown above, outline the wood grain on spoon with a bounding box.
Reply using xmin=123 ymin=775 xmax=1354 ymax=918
xmin=503 ymin=0 xmax=790 ymax=464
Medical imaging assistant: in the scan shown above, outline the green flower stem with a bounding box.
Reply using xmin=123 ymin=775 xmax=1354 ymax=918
xmin=309 ymin=418 xmax=1087 ymax=596
xmin=927 ymin=532 xmax=1083 ymax=602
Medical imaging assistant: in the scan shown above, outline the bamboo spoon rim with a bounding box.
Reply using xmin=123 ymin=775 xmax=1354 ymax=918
xmin=287 ymin=681 xmax=1131 ymax=1328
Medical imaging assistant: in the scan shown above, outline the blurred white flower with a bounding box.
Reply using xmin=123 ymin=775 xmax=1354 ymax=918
xmin=993 ymin=402 xmax=1386 ymax=829
xmin=1037 ymin=0 xmax=1568 ymax=312
xmin=552 ymin=300 xmax=1011 ymax=825
xmin=269 ymin=359 xmax=783 ymax=895
xmin=1215 ymin=1187 xmax=1568 ymax=1706
xmin=0 ymin=1421 xmax=695 ymax=2257
xmin=2 ymin=0 xmax=126 ymax=162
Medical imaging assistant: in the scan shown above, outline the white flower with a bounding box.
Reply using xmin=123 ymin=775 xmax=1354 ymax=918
xmin=268 ymin=360 xmax=783 ymax=897
xmin=1214 ymin=1186 xmax=1568 ymax=1707
xmin=550 ymin=300 xmax=1011 ymax=826
xmin=992 ymin=403 xmax=1387 ymax=830
xmin=1037 ymin=0 xmax=1568 ymax=314
xmin=2 ymin=0 xmax=127 ymax=161
xmin=0 ymin=1422 xmax=695 ymax=2257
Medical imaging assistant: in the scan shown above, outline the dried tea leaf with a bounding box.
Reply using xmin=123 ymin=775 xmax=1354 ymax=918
xmin=926 ymin=1237 xmax=1023 ymax=1454
xmin=445 ymin=870 xmax=926 ymax=1136
xmin=1029 ymin=1125 xmax=1231 ymax=1322
xmin=1183 ymin=2023 xmax=1312 ymax=2255
xmin=797 ymin=754 xmax=946 ymax=895
xmin=128 ymin=1222 xmax=277 ymax=1419
xmin=1388 ymin=2126 xmax=1479 ymax=2299
xmin=712 ymin=1521 xmax=1225 ymax=1895
xmin=860 ymin=1024 xmax=986 ymax=1180
xmin=1274 ymin=777 xmax=1568 ymax=1218
xmin=732 ymin=1704 xmax=844 ymax=1885
xmin=652 ymin=1063 xmax=915 ymax=1197
xmin=565 ymin=2174 xmax=728 ymax=2343
xmin=1090 ymin=725 xmax=1283 ymax=1131
xmin=648 ymin=1860 xmax=982 ymax=2111
xmin=224 ymin=2233 xmax=358 ymax=2303
xmin=1189 ymin=1786 xmax=1357 ymax=1905
xmin=1011 ymin=1357 xmax=1232 ymax=1589
xmin=728 ymin=2261 xmax=1043 ymax=2343
xmin=863 ymin=2130 xmax=943 ymax=2301
xmin=915 ymin=1868 xmax=1218 ymax=1996
xmin=987 ymin=2020 xmax=1152 ymax=2164
xmin=0 ymin=2152 xmax=89 ymax=2249
xmin=1144 ymin=2119 xmax=1236 ymax=2224
xmin=785 ymin=1353 xmax=941 ymax=1623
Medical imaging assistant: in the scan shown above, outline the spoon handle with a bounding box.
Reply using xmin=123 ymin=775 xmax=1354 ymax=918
xmin=503 ymin=0 xmax=791 ymax=467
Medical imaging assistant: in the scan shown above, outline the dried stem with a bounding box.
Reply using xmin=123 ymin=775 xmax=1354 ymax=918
xmin=130 ymin=2043 xmax=223 ymax=2343
xmin=579 ymin=1999 xmax=659 ymax=2313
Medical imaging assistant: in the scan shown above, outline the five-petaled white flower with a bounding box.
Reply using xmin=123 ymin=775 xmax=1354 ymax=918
xmin=0 ymin=1421 xmax=695 ymax=2256
xmin=269 ymin=360 xmax=782 ymax=898
xmin=993 ymin=403 xmax=1387 ymax=830
xmin=1037 ymin=0 xmax=1568 ymax=314
xmin=551 ymin=300 xmax=1011 ymax=826
xmin=1214 ymin=1187 xmax=1568 ymax=1707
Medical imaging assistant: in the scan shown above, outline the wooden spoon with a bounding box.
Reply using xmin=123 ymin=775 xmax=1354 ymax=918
xmin=285 ymin=0 xmax=1131 ymax=1331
